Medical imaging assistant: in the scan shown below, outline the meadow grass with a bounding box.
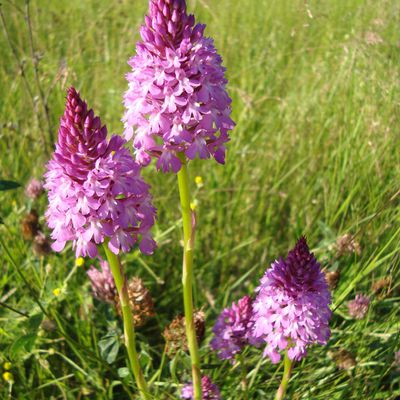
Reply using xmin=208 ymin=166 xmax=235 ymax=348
xmin=0 ymin=0 xmax=399 ymax=398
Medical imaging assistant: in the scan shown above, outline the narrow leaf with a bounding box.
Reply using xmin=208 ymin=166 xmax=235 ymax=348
xmin=0 ymin=180 xmax=21 ymax=191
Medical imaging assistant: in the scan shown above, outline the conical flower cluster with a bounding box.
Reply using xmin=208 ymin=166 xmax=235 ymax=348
xmin=123 ymin=0 xmax=234 ymax=173
xmin=87 ymin=259 xmax=117 ymax=304
xmin=45 ymin=88 xmax=156 ymax=258
xmin=251 ymin=237 xmax=331 ymax=363
xmin=210 ymin=295 xmax=254 ymax=361
xmin=181 ymin=375 xmax=221 ymax=399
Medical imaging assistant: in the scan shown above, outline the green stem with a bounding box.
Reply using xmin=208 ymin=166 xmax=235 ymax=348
xmin=275 ymin=351 xmax=294 ymax=400
xmin=177 ymin=156 xmax=202 ymax=400
xmin=103 ymin=244 xmax=151 ymax=400
xmin=239 ymin=353 xmax=248 ymax=400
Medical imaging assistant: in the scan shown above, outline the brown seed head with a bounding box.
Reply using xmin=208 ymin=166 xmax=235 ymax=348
xmin=116 ymin=277 xmax=154 ymax=327
xmin=163 ymin=310 xmax=205 ymax=357
xmin=33 ymin=232 xmax=51 ymax=256
xmin=21 ymin=210 xmax=40 ymax=240
xmin=329 ymin=349 xmax=357 ymax=370
xmin=371 ymin=276 xmax=392 ymax=297
xmin=325 ymin=270 xmax=340 ymax=290
xmin=41 ymin=318 xmax=56 ymax=332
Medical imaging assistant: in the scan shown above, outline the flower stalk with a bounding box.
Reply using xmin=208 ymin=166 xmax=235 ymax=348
xmin=103 ymin=244 xmax=151 ymax=400
xmin=239 ymin=353 xmax=248 ymax=400
xmin=177 ymin=155 xmax=202 ymax=400
xmin=275 ymin=351 xmax=294 ymax=400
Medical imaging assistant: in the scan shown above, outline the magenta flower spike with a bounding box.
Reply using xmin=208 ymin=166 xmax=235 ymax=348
xmin=251 ymin=237 xmax=332 ymax=364
xmin=348 ymin=294 xmax=370 ymax=319
xmin=181 ymin=376 xmax=221 ymax=400
xmin=45 ymin=87 xmax=156 ymax=258
xmin=210 ymin=295 xmax=254 ymax=361
xmin=87 ymin=259 xmax=117 ymax=304
xmin=123 ymin=0 xmax=235 ymax=173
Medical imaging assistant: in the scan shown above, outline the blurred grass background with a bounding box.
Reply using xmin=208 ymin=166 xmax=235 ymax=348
xmin=0 ymin=0 xmax=399 ymax=398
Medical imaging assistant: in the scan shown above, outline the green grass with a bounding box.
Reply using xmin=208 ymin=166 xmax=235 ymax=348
xmin=1 ymin=0 xmax=400 ymax=398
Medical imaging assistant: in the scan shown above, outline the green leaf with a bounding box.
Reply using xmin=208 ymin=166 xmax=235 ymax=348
xmin=169 ymin=355 xmax=179 ymax=381
xmin=9 ymin=333 xmax=37 ymax=358
xmin=98 ymin=330 xmax=120 ymax=364
xmin=117 ymin=367 xmax=130 ymax=378
xmin=24 ymin=312 xmax=44 ymax=332
xmin=139 ymin=343 xmax=153 ymax=370
xmin=0 ymin=180 xmax=21 ymax=191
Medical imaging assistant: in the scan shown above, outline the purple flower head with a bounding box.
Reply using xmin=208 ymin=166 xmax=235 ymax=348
xmin=123 ymin=0 xmax=235 ymax=173
xmin=251 ymin=237 xmax=332 ymax=364
xmin=45 ymin=87 xmax=157 ymax=258
xmin=87 ymin=259 xmax=117 ymax=304
xmin=26 ymin=178 xmax=44 ymax=199
xmin=181 ymin=375 xmax=221 ymax=399
xmin=347 ymin=294 xmax=370 ymax=319
xmin=210 ymin=295 xmax=254 ymax=361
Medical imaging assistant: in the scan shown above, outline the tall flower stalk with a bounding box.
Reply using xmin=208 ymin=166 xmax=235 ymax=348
xmin=275 ymin=351 xmax=294 ymax=400
xmin=177 ymin=155 xmax=201 ymax=398
xmin=103 ymin=245 xmax=151 ymax=400
xmin=45 ymin=88 xmax=156 ymax=399
xmin=123 ymin=1 xmax=234 ymax=397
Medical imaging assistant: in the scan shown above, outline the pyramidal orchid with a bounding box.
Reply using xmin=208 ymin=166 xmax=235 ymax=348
xmin=45 ymin=87 xmax=156 ymax=258
xmin=123 ymin=2 xmax=234 ymax=398
xmin=123 ymin=0 xmax=234 ymax=173
xmin=45 ymin=87 xmax=154 ymax=399
xmin=251 ymin=237 xmax=332 ymax=400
